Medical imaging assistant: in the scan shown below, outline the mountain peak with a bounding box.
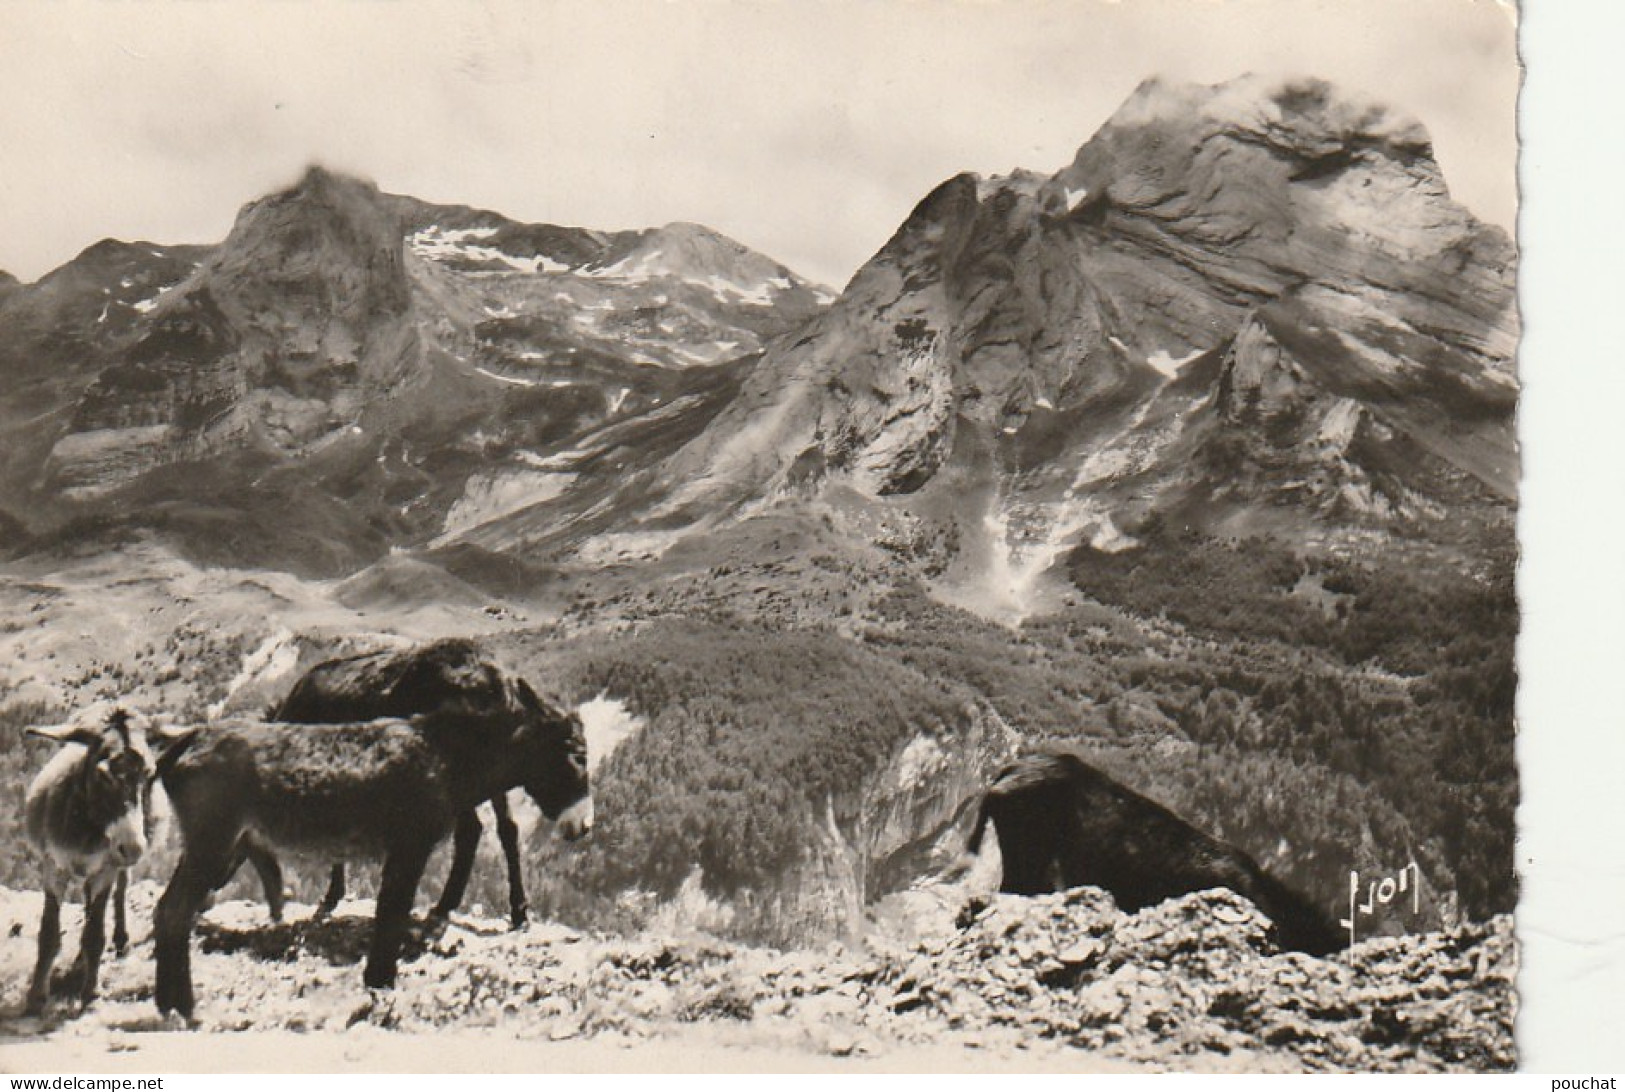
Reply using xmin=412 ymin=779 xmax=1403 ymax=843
xmin=205 ymin=162 xmax=408 ymax=321
xmin=1056 ymin=71 xmax=1494 ymax=289
xmin=1108 ymin=73 xmax=1432 ymax=161
xmin=235 ymin=164 xmax=392 ymax=233
xmin=291 ymin=162 xmax=377 ymax=197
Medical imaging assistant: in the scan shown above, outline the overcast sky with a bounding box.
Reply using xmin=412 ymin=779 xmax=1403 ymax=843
xmin=0 ymin=0 xmax=1517 ymax=289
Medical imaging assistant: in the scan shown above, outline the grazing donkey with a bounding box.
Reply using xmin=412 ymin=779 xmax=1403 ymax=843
xmin=967 ymin=747 xmax=1345 ymax=955
xmin=152 ymin=674 xmax=592 ymax=1019
xmin=270 ymin=639 xmax=547 ymax=928
xmin=22 ymin=708 xmax=155 ymax=1015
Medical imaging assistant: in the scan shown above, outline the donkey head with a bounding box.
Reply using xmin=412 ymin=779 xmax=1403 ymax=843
xmin=30 ymin=707 xmax=156 ymax=866
xmin=508 ymin=679 xmax=592 ymax=840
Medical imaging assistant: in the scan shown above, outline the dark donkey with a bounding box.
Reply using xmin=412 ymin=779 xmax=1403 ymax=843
xmin=23 ymin=708 xmax=155 ymax=1015
xmin=153 ymin=667 xmax=591 ymax=1019
xmin=271 ymin=639 xmax=561 ymax=927
xmin=967 ymin=747 xmax=1344 ymax=955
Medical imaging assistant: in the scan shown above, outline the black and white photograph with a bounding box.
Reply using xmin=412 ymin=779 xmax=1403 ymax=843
xmin=0 ymin=0 xmax=1591 ymax=1075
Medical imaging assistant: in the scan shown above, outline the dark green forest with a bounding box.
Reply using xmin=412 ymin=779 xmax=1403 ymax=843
xmin=524 ymin=622 xmax=982 ymax=899
xmin=504 ymin=525 xmax=1516 ymax=935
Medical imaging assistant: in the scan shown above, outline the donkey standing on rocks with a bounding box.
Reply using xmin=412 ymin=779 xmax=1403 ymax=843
xmin=22 ymin=708 xmax=156 ymax=1015
xmin=270 ymin=639 xmax=555 ymax=928
xmin=152 ymin=656 xmax=592 ymax=1019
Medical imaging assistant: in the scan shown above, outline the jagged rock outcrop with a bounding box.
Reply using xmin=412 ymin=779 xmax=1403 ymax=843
xmin=30 ymin=169 xmax=422 ymax=501
xmin=750 ymin=708 xmax=1020 ymax=945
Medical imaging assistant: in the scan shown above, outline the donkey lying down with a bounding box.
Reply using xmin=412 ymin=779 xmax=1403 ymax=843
xmin=965 ymin=747 xmax=1344 ymax=955
xmin=153 ymin=701 xmax=591 ymax=1019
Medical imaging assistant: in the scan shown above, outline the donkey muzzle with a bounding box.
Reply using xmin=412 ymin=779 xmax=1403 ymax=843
xmin=556 ymin=797 xmax=593 ymax=841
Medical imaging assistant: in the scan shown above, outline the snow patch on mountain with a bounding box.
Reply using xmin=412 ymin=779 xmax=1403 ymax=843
xmin=669 ymin=339 xmax=742 ymax=366
xmin=131 ymin=281 xmax=185 ymax=314
xmin=1318 ymin=399 xmax=1363 ymax=448
xmin=474 ymin=367 xmax=536 ymax=387
xmin=438 ymin=470 xmax=577 ymax=541
xmin=693 ymin=273 xmax=776 ymax=306
xmin=1146 ymin=347 xmax=1205 ymax=377
xmin=585 ymin=249 xmax=666 ymax=281
xmin=410 ymin=226 xmax=570 ymax=274
xmin=516 ymin=450 xmax=575 ymax=470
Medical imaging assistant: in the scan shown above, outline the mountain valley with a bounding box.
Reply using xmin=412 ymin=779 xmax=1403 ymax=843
xmin=0 ymin=75 xmax=1518 ymax=1037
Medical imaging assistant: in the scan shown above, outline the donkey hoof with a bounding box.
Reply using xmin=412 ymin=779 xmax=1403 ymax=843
xmin=156 ymin=999 xmax=195 ymax=1023
xmin=51 ymin=965 xmax=86 ymax=998
xmin=155 ymin=978 xmax=195 ymax=1022
xmin=158 ymin=1009 xmax=194 ymax=1031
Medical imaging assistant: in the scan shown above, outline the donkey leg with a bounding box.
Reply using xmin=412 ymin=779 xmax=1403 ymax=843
xmin=315 ymin=864 xmax=346 ymax=920
xmin=363 ymin=840 xmax=434 ymax=991
xmin=429 ymin=810 xmax=482 ymax=922
xmin=154 ymin=854 xmax=220 ymax=1019
xmin=72 ymin=879 xmax=113 ymax=1009
xmin=111 ymin=871 xmax=129 ymax=955
xmin=25 ymin=888 xmax=62 ymax=1016
xmin=490 ymin=794 xmax=529 ymax=929
xmin=237 ymin=834 xmax=285 ymax=923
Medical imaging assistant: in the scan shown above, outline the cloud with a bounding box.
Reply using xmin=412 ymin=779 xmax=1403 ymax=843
xmin=0 ymin=0 xmax=1517 ymax=286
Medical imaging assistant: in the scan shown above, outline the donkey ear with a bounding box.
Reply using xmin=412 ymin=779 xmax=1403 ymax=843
xmin=27 ymin=723 xmax=102 ymax=748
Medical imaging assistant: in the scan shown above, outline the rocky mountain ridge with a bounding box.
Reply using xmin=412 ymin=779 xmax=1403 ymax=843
xmin=0 ymin=167 xmax=827 ymax=572
xmin=2 ymin=77 xmax=1517 ymax=618
xmin=450 ymin=74 xmax=1516 ymax=622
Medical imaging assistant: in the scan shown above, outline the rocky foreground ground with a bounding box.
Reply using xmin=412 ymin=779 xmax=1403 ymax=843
xmin=0 ymin=883 xmax=1514 ymax=1072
